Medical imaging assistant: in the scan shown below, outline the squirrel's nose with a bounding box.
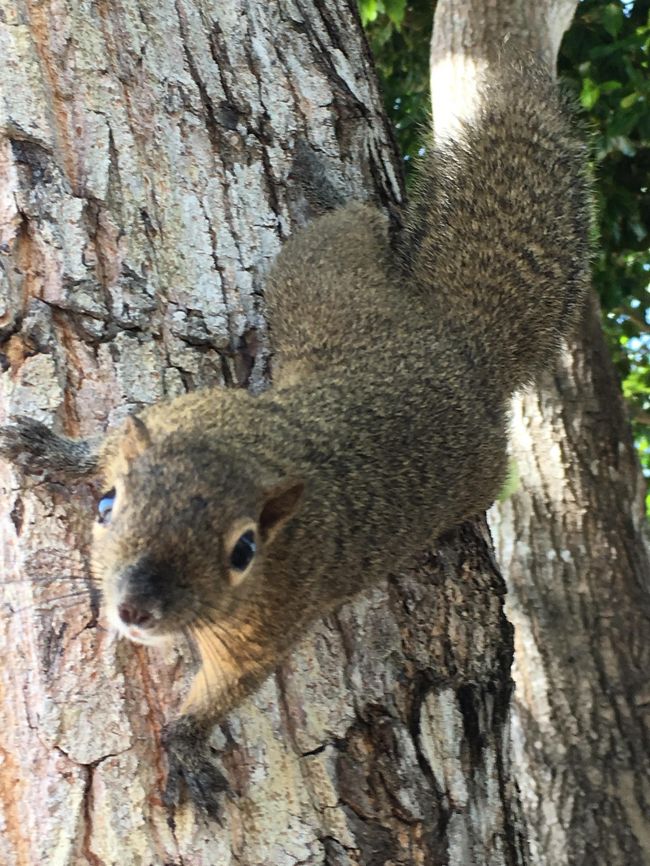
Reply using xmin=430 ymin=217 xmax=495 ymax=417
xmin=116 ymin=556 xmax=169 ymax=628
xmin=118 ymin=602 xmax=154 ymax=628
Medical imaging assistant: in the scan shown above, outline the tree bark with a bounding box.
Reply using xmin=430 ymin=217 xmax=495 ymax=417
xmin=490 ymin=280 xmax=650 ymax=864
xmin=0 ymin=1 xmax=615 ymax=864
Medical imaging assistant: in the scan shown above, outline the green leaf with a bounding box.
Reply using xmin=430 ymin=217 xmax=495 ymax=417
xmin=602 ymin=3 xmax=624 ymax=38
xmin=386 ymin=0 xmax=407 ymax=27
xmin=600 ymin=79 xmax=623 ymax=94
xmin=581 ymin=77 xmax=601 ymax=108
xmin=497 ymin=460 xmax=520 ymax=502
xmin=360 ymin=0 xmax=379 ymax=25
xmin=620 ymin=91 xmax=640 ymax=108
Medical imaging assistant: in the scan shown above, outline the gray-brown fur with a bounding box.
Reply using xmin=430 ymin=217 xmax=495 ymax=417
xmin=401 ymin=59 xmax=591 ymax=394
xmin=0 ymin=55 xmax=591 ymax=815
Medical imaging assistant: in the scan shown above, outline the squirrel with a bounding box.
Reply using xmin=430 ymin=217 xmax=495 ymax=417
xmin=0 ymin=54 xmax=591 ymax=816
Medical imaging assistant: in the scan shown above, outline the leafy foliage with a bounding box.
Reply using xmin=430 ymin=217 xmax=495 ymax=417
xmin=360 ymin=0 xmax=432 ymax=160
xmin=360 ymin=0 xmax=650 ymax=510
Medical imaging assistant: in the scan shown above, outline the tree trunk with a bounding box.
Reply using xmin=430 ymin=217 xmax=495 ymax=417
xmin=490 ymin=272 xmax=650 ymax=864
xmin=0 ymin=1 xmax=614 ymax=864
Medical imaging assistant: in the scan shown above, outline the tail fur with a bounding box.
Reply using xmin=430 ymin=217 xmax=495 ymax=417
xmin=400 ymin=56 xmax=592 ymax=395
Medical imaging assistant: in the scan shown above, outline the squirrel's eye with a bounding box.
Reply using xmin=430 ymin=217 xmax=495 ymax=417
xmin=97 ymin=489 xmax=116 ymax=524
xmin=230 ymin=530 xmax=256 ymax=572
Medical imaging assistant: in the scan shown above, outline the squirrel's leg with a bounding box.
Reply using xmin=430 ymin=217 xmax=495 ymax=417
xmin=0 ymin=415 xmax=102 ymax=480
xmin=161 ymin=710 xmax=230 ymax=819
xmin=161 ymin=643 xmax=272 ymax=817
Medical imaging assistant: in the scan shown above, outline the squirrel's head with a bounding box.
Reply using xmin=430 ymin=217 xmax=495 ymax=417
xmin=93 ymin=415 xmax=304 ymax=646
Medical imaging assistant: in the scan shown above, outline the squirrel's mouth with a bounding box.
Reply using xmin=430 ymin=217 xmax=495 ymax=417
xmin=120 ymin=622 xmax=169 ymax=646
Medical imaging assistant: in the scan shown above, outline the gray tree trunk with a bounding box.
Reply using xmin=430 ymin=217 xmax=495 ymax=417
xmin=0 ymin=2 xmax=528 ymax=864
xmin=490 ymin=301 xmax=650 ymax=866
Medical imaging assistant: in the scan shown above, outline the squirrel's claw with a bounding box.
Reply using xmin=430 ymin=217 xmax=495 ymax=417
xmin=162 ymin=717 xmax=230 ymax=820
xmin=163 ymin=756 xmax=229 ymax=819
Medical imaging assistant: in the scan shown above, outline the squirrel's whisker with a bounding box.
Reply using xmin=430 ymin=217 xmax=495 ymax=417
xmin=1 ymin=575 xmax=100 ymax=585
xmin=182 ymin=625 xmax=202 ymax=668
xmin=3 ymin=591 xmax=95 ymax=616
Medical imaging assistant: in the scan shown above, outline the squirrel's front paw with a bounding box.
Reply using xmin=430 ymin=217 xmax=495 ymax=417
xmin=162 ymin=716 xmax=230 ymax=819
xmin=0 ymin=415 xmax=97 ymax=479
xmin=0 ymin=415 xmax=59 ymax=472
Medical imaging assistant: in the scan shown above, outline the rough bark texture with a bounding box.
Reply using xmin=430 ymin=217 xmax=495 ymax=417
xmin=490 ymin=294 xmax=650 ymax=866
xmin=0 ymin=2 xmax=529 ymax=865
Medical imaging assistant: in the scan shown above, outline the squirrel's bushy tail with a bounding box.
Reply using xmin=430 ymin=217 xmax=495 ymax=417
xmin=401 ymin=57 xmax=592 ymax=395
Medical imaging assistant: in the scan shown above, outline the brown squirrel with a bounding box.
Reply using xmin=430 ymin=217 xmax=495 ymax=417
xmin=0 ymin=56 xmax=591 ymax=816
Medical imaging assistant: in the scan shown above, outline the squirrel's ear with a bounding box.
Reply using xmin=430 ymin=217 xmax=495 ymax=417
xmin=259 ymin=477 xmax=304 ymax=542
xmin=120 ymin=415 xmax=152 ymax=464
